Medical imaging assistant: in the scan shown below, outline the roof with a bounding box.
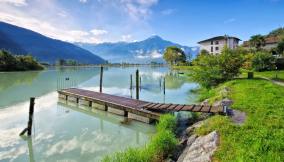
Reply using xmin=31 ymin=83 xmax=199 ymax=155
xmin=198 ymin=36 xmax=241 ymax=44
xmin=243 ymin=36 xmax=281 ymax=47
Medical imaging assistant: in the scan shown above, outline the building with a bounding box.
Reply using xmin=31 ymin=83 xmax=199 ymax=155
xmin=243 ymin=36 xmax=281 ymax=50
xmin=198 ymin=35 xmax=241 ymax=55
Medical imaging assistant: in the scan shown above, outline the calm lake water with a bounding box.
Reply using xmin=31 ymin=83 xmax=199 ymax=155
xmin=0 ymin=66 xmax=199 ymax=162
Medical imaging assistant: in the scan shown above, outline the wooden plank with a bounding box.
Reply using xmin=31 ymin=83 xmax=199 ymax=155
xmin=181 ymin=105 xmax=195 ymax=111
xmin=146 ymin=103 xmax=158 ymax=109
xmin=159 ymin=104 xmax=172 ymax=109
xmin=200 ymin=105 xmax=211 ymax=112
xmin=210 ymin=106 xmax=223 ymax=113
xmin=152 ymin=103 xmax=164 ymax=109
xmin=174 ymin=105 xmax=185 ymax=111
xmin=167 ymin=104 xmax=179 ymax=110
xmin=191 ymin=105 xmax=202 ymax=112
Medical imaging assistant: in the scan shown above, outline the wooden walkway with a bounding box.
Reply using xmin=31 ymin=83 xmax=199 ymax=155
xmin=58 ymin=88 xmax=224 ymax=122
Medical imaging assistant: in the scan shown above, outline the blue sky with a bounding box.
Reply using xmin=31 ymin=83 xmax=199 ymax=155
xmin=0 ymin=0 xmax=283 ymax=46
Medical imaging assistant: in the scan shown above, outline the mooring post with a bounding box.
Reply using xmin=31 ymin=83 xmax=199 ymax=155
xmin=139 ymin=76 xmax=142 ymax=91
xmin=163 ymin=77 xmax=166 ymax=95
xmin=136 ymin=69 xmax=139 ymax=100
xmin=27 ymin=97 xmax=35 ymax=136
xmin=20 ymin=97 xmax=35 ymax=136
xmin=100 ymin=66 xmax=103 ymax=93
xmin=130 ymin=74 xmax=133 ymax=89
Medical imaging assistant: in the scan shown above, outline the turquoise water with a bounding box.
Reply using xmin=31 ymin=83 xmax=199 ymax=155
xmin=0 ymin=66 xmax=199 ymax=162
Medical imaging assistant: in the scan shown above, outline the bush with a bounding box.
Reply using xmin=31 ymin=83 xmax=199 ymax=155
xmin=252 ymin=52 xmax=276 ymax=71
xmin=102 ymin=114 xmax=178 ymax=162
xmin=190 ymin=47 xmax=243 ymax=88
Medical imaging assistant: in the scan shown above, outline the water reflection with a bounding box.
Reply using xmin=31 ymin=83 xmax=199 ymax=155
xmin=0 ymin=66 xmax=199 ymax=162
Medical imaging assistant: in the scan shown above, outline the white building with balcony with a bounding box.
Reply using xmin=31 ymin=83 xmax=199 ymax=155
xmin=198 ymin=35 xmax=241 ymax=55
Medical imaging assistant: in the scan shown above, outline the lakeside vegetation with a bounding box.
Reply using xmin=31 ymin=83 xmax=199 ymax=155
xmin=0 ymin=50 xmax=44 ymax=71
xmin=103 ymin=114 xmax=178 ymax=162
xmin=196 ymin=79 xmax=284 ymax=161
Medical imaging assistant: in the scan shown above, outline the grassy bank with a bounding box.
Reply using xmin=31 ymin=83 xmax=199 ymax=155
xmin=196 ymin=79 xmax=284 ymax=161
xmin=102 ymin=114 xmax=178 ymax=162
xmin=254 ymin=70 xmax=284 ymax=81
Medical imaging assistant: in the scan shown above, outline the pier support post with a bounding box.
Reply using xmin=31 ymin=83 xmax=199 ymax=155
xmin=100 ymin=66 xmax=104 ymax=93
xmin=136 ymin=69 xmax=139 ymax=100
xmin=163 ymin=77 xmax=166 ymax=95
xmin=130 ymin=74 xmax=133 ymax=89
xmin=19 ymin=97 xmax=35 ymax=136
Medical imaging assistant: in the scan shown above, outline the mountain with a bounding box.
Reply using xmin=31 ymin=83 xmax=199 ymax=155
xmin=0 ymin=22 xmax=105 ymax=64
xmin=76 ymin=35 xmax=199 ymax=63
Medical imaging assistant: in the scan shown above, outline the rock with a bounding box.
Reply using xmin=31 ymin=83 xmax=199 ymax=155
xmin=201 ymin=99 xmax=209 ymax=106
xmin=186 ymin=121 xmax=204 ymax=135
xmin=229 ymin=109 xmax=246 ymax=125
xmin=221 ymin=98 xmax=233 ymax=107
xmin=180 ymin=131 xmax=219 ymax=162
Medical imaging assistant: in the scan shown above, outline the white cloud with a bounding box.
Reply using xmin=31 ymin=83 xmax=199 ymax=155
xmin=90 ymin=29 xmax=108 ymax=35
xmin=150 ymin=50 xmax=163 ymax=58
xmin=121 ymin=34 xmax=133 ymax=41
xmin=0 ymin=12 xmax=104 ymax=43
xmin=120 ymin=0 xmax=158 ymax=20
xmin=79 ymin=0 xmax=88 ymax=3
xmin=0 ymin=0 xmax=27 ymax=6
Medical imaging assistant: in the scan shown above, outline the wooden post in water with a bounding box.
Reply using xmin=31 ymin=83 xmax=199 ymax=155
xmin=100 ymin=66 xmax=104 ymax=93
xmin=163 ymin=77 xmax=166 ymax=95
xmin=130 ymin=74 xmax=133 ymax=89
xmin=139 ymin=76 xmax=142 ymax=91
xmin=136 ymin=69 xmax=139 ymax=100
xmin=19 ymin=97 xmax=35 ymax=136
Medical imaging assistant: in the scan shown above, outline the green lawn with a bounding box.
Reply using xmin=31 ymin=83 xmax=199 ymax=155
xmin=254 ymin=70 xmax=284 ymax=81
xmin=196 ymin=79 xmax=284 ymax=162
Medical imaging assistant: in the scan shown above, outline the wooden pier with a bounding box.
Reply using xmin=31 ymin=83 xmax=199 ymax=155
xmin=58 ymin=88 xmax=225 ymax=123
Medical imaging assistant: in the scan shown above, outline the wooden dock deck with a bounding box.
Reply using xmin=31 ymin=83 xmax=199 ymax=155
xmin=58 ymin=88 xmax=225 ymax=123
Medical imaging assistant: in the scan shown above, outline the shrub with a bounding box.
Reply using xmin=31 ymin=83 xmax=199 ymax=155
xmin=190 ymin=47 xmax=243 ymax=88
xmin=252 ymin=52 xmax=276 ymax=71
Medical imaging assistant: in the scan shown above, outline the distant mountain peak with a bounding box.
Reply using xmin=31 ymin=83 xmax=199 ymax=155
xmin=146 ymin=35 xmax=163 ymax=41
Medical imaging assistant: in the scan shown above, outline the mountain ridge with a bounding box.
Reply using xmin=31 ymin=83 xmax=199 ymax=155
xmin=0 ymin=22 xmax=105 ymax=64
xmin=76 ymin=35 xmax=199 ymax=63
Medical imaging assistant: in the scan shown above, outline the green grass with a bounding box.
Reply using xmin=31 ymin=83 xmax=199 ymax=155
xmin=171 ymin=65 xmax=194 ymax=70
xmin=195 ymin=79 xmax=284 ymax=162
xmin=254 ymin=70 xmax=284 ymax=81
xmin=102 ymin=114 xmax=178 ymax=162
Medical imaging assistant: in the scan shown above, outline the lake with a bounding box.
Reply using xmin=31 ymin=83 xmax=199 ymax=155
xmin=0 ymin=66 xmax=199 ymax=162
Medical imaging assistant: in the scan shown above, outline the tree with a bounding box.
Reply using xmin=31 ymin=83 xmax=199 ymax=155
xmin=199 ymin=49 xmax=209 ymax=56
xmin=163 ymin=46 xmax=186 ymax=65
xmin=277 ymin=38 xmax=284 ymax=55
xmin=190 ymin=47 xmax=243 ymax=88
xmin=249 ymin=35 xmax=265 ymax=50
xmin=252 ymin=52 xmax=276 ymax=71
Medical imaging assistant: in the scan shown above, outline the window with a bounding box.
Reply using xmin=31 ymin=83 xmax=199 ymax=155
xmin=211 ymin=41 xmax=213 ymax=45
xmin=211 ymin=47 xmax=213 ymax=52
xmin=215 ymin=47 xmax=219 ymax=51
xmin=215 ymin=41 xmax=219 ymax=45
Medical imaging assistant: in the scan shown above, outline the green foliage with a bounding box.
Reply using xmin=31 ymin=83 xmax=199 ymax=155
xmin=190 ymin=47 xmax=243 ymax=88
xmin=277 ymin=38 xmax=284 ymax=55
xmin=102 ymin=114 xmax=178 ymax=162
xmin=196 ymin=79 xmax=284 ymax=162
xmin=163 ymin=46 xmax=186 ymax=65
xmin=249 ymin=34 xmax=265 ymax=50
xmin=199 ymin=49 xmax=209 ymax=55
xmin=0 ymin=50 xmax=44 ymax=71
xmin=268 ymin=27 xmax=284 ymax=37
xmin=252 ymin=52 xmax=276 ymax=71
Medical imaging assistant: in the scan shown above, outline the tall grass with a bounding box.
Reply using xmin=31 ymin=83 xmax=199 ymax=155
xmin=102 ymin=114 xmax=178 ymax=162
